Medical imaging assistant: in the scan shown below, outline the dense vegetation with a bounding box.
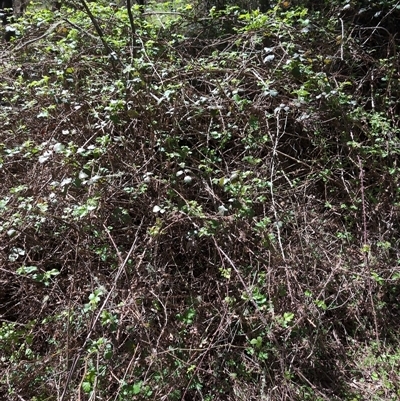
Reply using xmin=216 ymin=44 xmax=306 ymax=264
xmin=1 ymin=0 xmax=400 ymax=400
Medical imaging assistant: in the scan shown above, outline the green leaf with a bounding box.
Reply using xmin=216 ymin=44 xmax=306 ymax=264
xmin=283 ymin=312 xmax=294 ymax=323
xmin=250 ymin=336 xmax=263 ymax=349
xmin=17 ymin=265 xmax=38 ymax=275
xmin=133 ymin=381 xmax=142 ymax=395
xmin=82 ymin=381 xmax=92 ymax=393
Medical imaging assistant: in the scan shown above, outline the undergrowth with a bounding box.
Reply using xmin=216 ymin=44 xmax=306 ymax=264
xmin=1 ymin=1 xmax=400 ymax=400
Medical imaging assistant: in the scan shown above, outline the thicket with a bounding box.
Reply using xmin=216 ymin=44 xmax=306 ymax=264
xmin=1 ymin=0 xmax=400 ymax=400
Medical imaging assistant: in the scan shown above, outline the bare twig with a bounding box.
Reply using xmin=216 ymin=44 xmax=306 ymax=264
xmin=60 ymin=218 xmax=144 ymax=401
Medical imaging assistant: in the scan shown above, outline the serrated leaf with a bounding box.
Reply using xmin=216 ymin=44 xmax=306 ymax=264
xmin=82 ymin=381 xmax=91 ymax=393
